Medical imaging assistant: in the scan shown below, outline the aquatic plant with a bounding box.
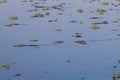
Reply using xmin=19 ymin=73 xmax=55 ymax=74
xmin=34 ymin=45 xmax=40 ymax=48
xmin=0 ymin=63 xmax=10 ymax=70
xmin=9 ymin=16 xmax=18 ymax=20
xmin=13 ymin=61 xmax=16 ymax=65
xmin=74 ymin=40 xmax=87 ymax=45
xmin=54 ymin=19 xmax=58 ymax=22
xmin=2 ymin=0 xmax=6 ymax=3
xmin=80 ymin=21 xmax=83 ymax=24
xmin=89 ymin=0 xmax=94 ymax=3
xmin=29 ymin=0 xmax=33 ymax=2
xmin=42 ymin=8 xmax=49 ymax=11
xmin=66 ymin=59 xmax=71 ymax=63
xmin=77 ymin=8 xmax=84 ymax=13
xmin=96 ymin=9 xmax=107 ymax=14
xmin=90 ymin=24 xmax=100 ymax=30
xmin=117 ymin=0 xmax=120 ymax=2
xmin=102 ymin=2 xmax=109 ymax=5
xmin=31 ymin=13 xmax=44 ymax=18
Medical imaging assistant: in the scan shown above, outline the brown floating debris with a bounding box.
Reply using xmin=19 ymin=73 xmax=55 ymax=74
xmin=92 ymin=21 xmax=108 ymax=24
xmin=31 ymin=13 xmax=44 ymax=18
xmin=5 ymin=23 xmax=20 ymax=27
xmin=45 ymin=12 xmax=50 ymax=15
xmin=72 ymin=33 xmax=82 ymax=38
xmin=53 ymin=40 xmax=64 ymax=44
xmin=48 ymin=20 xmax=53 ymax=22
xmin=89 ymin=17 xmax=102 ymax=19
xmin=30 ymin=40 xmax=38 ymax=42
xmin=56 ymin=13 xmax=63 ymax=15
xmin=55 ymin=29 xmax=62 ymax=31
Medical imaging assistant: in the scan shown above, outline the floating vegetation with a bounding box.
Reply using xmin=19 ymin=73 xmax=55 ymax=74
xmin=9 ymin=16 xmax=19 ymax=20
xmin=1 ymin=0 xmax=120 ymax=80
xmin=42 ymin=8 xmax=49 ymax=11
xmin=31 ymin=13 xmax=44 ymax=18
xmin=92 ymin=21 xmax=108 ymax=24
xmin=48 ymin=19 xmax=58 ymax=22
xmin=55 ymin=29 xmax=62 ymax=32
xmin=54 ymin=19 xmax=58 ymax=22
xmin=5 ymin=23 xmax=26 ymax=27
xmin=13 ymin=61 xmax=16 ymax=65
xmin=29 ymin=0 xmax=33 ymax=2
xmin=0 ymin=63 xmax=10 ymax=70
xmin=53 ymin=40 xmax=64 ymax=44
xmin=89 ymin=17 xmax=102 ymax=19
xmin=30 ymin=40 xmax=38 ymax=42
xmin=102 ymin=2 xmax=109 ymax=5
xmin=52 ymin=5 xmax=63 ymax=11
xmin=5 ymin=23 xmax=19 ymax=27
xmin=27 ymin=9 xmax=38 ymax=12
xmin=66 ymin=59 xmax=71 ymax=63
xmin=80 ymin=21 xmax=83 ymax=24
xmin=96 ymin=9 xmax=107 ymax=14
xmin=77 ymin=8 xmax=84 ymax=13
xmin=69 ymin=20 xmax=77 ymax=23
xmin=90 ymin=24 xmax=100 ymax=30
xmin=1 ymin=0 xmax=7 ymax=3
xmin=45 ymin=12 xmax=50 ymax=15
xmin=34 ymin=45 xmax=40 ymax=48
xmin=72 ymin=33 xmax=82 ymax=38
xmin=74 ymin=40 xmax=87 ymax=45
xmin=48 ymin=19 xmax=53 ymax=22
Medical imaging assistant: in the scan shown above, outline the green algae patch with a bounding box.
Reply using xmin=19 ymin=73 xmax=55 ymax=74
xmin=102 ymin=2 xmax=109 ymax=5
xmin=2 ymin=0 xmax=7 ymax=3
xmin=96 ymin=9 xmax=107 ymax=14
xmin=90 ymin=24 xmax=100 ymax=30
xmin=42 ymin=8 xmax=49 ymax=11
xmin=0 ymin=63 xmax=10 ymax=70
xmin=9 ymin=16 xmax=18 ymax=20
xmin=66 ymin=59 xmax=71 ymax=63
xmin=77 ymin=8 xmax=84 ymax=13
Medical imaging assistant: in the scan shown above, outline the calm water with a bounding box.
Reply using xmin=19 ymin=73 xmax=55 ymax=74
xmin=0 ymin=0 xmax=120 ymax=80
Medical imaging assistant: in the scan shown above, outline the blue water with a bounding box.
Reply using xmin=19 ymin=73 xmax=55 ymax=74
xmin=0 ymin=0 xmax=120 ymax=80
